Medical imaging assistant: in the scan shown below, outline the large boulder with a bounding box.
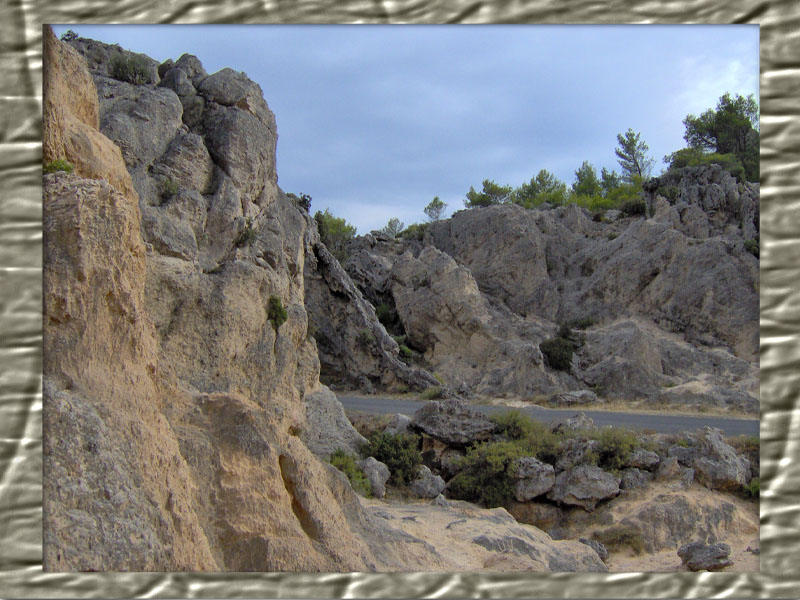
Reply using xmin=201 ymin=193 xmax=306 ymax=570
xmin=410 ymin=399 xmax=496 ymax=446
xmin=678 ymin=541 xmax=734 ymax=571
xmin=411 ymin=465 xmax=446 ymax=499
xmin=511 ymin=457 xmax=556 ymax=502
xmin=301 ymin=387 xmax=368 ymax=458
xmin=692 ymin=427 xmax=751 ymax=491
xmin=547 ymin=465 xmax=620 ymax=511
xmin=358 ymin=457 xmax=390 ymax=499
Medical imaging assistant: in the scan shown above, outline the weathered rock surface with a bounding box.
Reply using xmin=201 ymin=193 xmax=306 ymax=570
xmin=358 ymin=457 xmax=390 ymax=499
xmin=579 ymin=538 xmax=609 ymax=562
xmin=692 ymin=427 xmax=751 ymax=491
xmin=547 ymin=465 xmax=621 ymax=511
xmin=343 ymin=174 xmax=758 ymax=411
xmin=626 ymin=448 xmax=661 ymax=471
xmin=677 ymin=541 xmax=734 ymax=571
xmin=511 ymin=457 xmax=556 ymax=501
xmin=411 ymin=465 xmax=446 ymax=499
xmin=410 ymin=399 xmax=496 ymax=446
xmin=49 ymin=29 xmax=561 ymax=573
xmin=363 ymin=499 xmax=607 ymax=572
xmin=511 ymin=484 xmax=758 ymax=557
xmin=302 ymin=387 xmax=368 ymax=458
xmin=304 ymin=229 xmax=441 ymax=394
xmin=389 ymin=246 xmax=555 ymax=398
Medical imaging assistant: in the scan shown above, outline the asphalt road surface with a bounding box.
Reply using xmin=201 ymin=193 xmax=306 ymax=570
xmin=337 ymin=395 xmax=759 ymax=437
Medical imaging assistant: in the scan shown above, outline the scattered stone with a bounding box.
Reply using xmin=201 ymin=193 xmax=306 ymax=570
xmin=550 ymin=390 xmax=598 ymax=406
xmin=384 ymin=413 xmax=412 ymax=436
xmin=511 ymin=457 xmax=556 ymax=501
xmin=555 ymin=438 xmax=600 ymax=472
xmin=626 ymin=448 xmax=660 ymax=471
xmin=410 ymin=399 xmax=496 ymax=446
xmin=619 ymin=467 xmax=652 ymax=490
xmin=692 ymin=427 xmax=750 ymax=491
xmin=357 ymin=457 xmax=390 ymax=499
xmin=547 ymin=465 xmax=620 ymax=511
xmin=411 ymin=465 xmax=446 ymax=499
xmin=677 ymin=541 xmax=733 ymax=571
xmin=552 ymin=412 xmax=594 ymax=435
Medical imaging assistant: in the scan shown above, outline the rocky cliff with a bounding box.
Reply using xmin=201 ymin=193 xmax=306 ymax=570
xmin=42 ymin=28 xmax=608 ymax=572
xmin=341 ymin=170 xmax=759 ymax=413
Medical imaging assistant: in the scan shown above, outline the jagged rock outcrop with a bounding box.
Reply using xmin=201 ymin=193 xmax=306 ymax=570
xmin=44 ymin=28 xmax=394 ymax=571
xmin=546 ymin=465 xmax=621 ymax=511
xmin=303 ymin=227 xmax=441 ymax=394
xmin=343 ymin=171 xmax=758 ymax=411
xmin=410 ymin=399 xmax=496 ymax=446
xmin=678 ymin=541 xmax=734 ymax=571
xmin=390 ymin=246 xmax=556 ymax=398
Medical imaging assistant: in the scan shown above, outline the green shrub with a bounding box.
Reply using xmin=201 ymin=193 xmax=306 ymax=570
xmin=593 ymin=524 xmax=645 ymax=555
xmin=398 ymin=222 xmax=430 ymax=241
xmin=43 ymin=159 xmax=74 ymax=174
xmin=744 ymin=238 xmax=759 ymax=258
xmin=595 ymin=427 xmax=641 ymax=472
xmin=361 ymin=432 xmax=422 ymax=486
xmin=315 ymin=209 xmax=356 ymax=263
xmin=447 ymin=440 xmax=528 ymax=507
xmin=420 ymin=386 xmax=444 ymax=400
xmin=620 ymin=198 xmax=646 ymax=217
xmin=743 ymin=477 xmax=760 ymax=499
xmin=665 ymin=148 xmax=747 ymax=182
xmin=60 ymin=29 xmax=78 ymax=42
xmin=161 ymin=176 xmax=179 ymax=200
xmin=329 ymin=449 xmax=372 ymax=497
xmin=540 ymin=336 xmax=576 ymax=371
xmin=109 ymin=52 xmax=152 ymax=85
xmin=398 ymin=344 xmax=414 ymax=360
xmin=267 ymin=295 xmax=287 ymax=332
xmin=490 ymin=410 xmax=562 ymax=465
xmin=235 ymin=217 xmax=258 ymax=247
xmin=607 ymin=232 xmax=618 ymax=241
xmin=357 ymin=328 xmax=375 ymax=347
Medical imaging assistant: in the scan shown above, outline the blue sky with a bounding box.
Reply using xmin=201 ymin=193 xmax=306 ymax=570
xmin=51 ymin=25 xmax=759 ymax=234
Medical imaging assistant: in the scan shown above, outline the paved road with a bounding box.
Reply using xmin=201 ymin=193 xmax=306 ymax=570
xmin=338 ymin=395 xmax=759 ymax=437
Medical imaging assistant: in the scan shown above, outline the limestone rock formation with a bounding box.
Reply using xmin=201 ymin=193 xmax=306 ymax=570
xmin=511 ymin=457 xmax=556 ymax=502
xmin=358 ymin=457 xmax=390 ymax=499
xmin=343 ymin=172 xmax=758 ymax=411
xmin=411 ymin=465 xmax=446 ymax=499
xmin=303 ymin=228 xmax=441 ymax=394
xmin=547 ymin=465 xmax=621 ymax=511
xmin=410 ymin=399 xmax=497 ymax=446
xmin=692 ymin=427 xmax=751 ymax=491
xmin=678 ymin=541 xmax=734 ymax=571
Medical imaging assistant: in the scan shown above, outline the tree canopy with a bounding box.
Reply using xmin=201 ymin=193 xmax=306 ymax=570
xmin=424 ymin=196 xmax=447 ymax=221
xmin=314 ymin=209 xmax=356 ymax=263
xmin=571 ymin=161 xmax=602 ymax=197
xmin=379 ymin=217 xmax=405 ymax=238
xmin=511 ymin=169 xmax=569 ymax=208
xmin=682 ymin=92 xmax=759 ymax=181
xmin=615 ymin=128 xmax=654 ymax=182
xmin=464 ymin=179 xmax=513 ymax=208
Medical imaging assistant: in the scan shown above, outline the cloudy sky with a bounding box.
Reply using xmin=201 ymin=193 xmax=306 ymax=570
xmin=51 ymin=24 xmax=759 ymax=234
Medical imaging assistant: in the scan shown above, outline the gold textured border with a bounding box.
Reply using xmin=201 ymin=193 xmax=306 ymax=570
xmin=0 ymin=1 xmax=796 ymax=598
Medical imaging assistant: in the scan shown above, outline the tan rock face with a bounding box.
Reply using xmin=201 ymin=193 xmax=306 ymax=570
xmin=43 ymin=27 xmax=136 ymax=200
xmin=42 ymin=27 xmax=402 ymax=573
